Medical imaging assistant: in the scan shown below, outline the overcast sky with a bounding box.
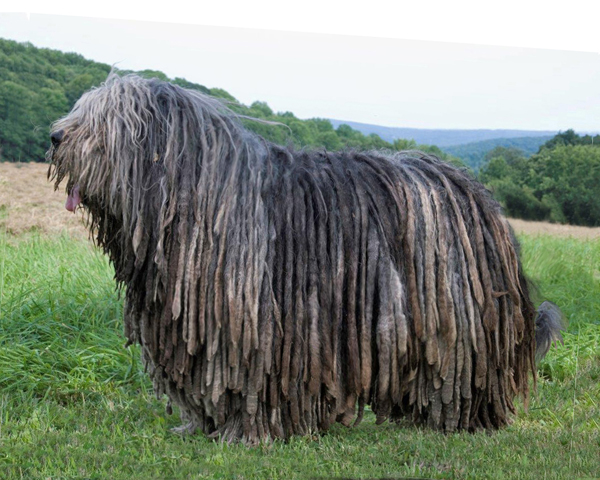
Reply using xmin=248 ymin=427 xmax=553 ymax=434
xmin=1 ymin=12 xmax=599 ymax=131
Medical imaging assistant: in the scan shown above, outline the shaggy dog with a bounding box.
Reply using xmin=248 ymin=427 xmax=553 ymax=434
xmin=48 ymin=74 xmax=563 ymax=444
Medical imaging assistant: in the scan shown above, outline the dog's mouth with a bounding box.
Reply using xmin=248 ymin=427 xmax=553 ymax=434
xmin=66 ymin=184 xmax=81 ymax=212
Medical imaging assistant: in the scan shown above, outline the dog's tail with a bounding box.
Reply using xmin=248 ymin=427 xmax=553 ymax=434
xmin=535 ymin=301 xmax=566 ymax=363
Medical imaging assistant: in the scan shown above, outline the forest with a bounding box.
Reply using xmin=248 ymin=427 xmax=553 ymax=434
xmin=480 ymin=132 xmax=600 ymax=226
xmin=1 ymin=37 xmax=599 ymax=226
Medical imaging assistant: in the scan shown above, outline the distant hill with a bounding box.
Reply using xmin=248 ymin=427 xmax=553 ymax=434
xmin=328 ymin=119 xmax=557 ymax=148
xmin=442 ymin=136 xmax=555 ymax=171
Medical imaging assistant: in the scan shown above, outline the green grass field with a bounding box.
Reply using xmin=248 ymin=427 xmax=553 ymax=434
xmin=1 ymin=233 xmax=599 ymax=479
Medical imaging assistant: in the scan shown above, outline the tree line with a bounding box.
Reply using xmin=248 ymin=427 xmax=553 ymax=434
xmin=479 ymin=130 xmax=600 ymax=226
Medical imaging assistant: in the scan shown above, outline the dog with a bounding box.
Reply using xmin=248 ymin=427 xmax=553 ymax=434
xmin=48 ymin=74 xmax=564 ymax=444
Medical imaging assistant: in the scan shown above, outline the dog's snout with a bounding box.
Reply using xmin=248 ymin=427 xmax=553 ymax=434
xmin=51 ymin=130 xmax=64 ymax=147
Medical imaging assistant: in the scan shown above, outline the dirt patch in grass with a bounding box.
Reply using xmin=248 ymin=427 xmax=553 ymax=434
xmin=508 ymin=218 xmax=600 ymax=239
xmin=2 ymin=162 xmax=600 ymax=240
xmin=0 ymin=162 xmax=88 ymax=238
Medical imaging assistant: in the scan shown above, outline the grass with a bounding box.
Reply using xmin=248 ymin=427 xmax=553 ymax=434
xmin=0 ymin=233 xmax=599 ymax=479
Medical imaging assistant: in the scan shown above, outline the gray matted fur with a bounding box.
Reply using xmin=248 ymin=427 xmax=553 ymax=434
xmin=48 ymin=74 xmax=563 ymax=444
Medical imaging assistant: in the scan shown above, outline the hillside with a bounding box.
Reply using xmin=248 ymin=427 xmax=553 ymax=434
xmin=0 ymin=39 xmax=111 ymax=162
xmin=0 ymin=38 xmax=458 ymax=164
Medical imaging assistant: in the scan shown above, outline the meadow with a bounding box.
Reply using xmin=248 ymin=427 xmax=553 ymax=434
xmin=0 ymin=166 xmax=599 ymax=479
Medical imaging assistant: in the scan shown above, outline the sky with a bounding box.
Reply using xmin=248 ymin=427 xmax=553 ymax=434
xmin=1 ymin=7 xmax=599 ymax=131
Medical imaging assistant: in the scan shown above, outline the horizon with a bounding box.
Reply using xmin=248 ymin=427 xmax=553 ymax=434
xmin=1 ymin=13 xmax=599 ymax=132
xmin=327 ymin=120 xmax=561 ymax=134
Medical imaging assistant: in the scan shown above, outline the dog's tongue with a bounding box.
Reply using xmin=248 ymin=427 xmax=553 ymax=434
xmin=65 ymin=185 xmax=81 ymax=212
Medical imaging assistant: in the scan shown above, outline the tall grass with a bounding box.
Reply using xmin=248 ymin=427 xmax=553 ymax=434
xmin=0 ymin=235 xmax=146 ymax=401
xmin=0 ymin=232 xmax=598 ymax=479
xmin=519 ymin=235 xmax=600 ymax=327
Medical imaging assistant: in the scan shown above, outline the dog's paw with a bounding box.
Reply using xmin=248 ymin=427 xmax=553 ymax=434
xmin=170 ymin=421 xmax=199 ymax=435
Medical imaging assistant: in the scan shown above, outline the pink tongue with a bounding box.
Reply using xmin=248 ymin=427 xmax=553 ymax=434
xmin=65 ymin=185 xmax=81 ymax=212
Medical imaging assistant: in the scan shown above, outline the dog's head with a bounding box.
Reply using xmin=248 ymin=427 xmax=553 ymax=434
xmin=48 ymin=74 xmax=239 ymax=221
xmin=48 ymin=74 xmax=164 ymax=217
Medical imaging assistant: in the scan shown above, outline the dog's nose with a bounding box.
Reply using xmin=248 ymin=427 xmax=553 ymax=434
xmin=51 ymin=130 xmax=64 ymax=147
